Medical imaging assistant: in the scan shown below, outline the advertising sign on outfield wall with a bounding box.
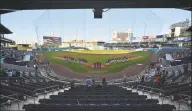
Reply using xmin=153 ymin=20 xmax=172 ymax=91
xmin=142 ymin=36 xmax=149 ymax=39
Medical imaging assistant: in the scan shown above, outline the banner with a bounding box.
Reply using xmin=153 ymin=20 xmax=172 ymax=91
xmin=156 ymin=35 xmax=164 ymax=38
xmin=23 ymin=55 xmax=31 ymax=62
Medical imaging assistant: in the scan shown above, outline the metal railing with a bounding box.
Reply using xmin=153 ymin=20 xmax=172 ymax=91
xmin=1 ymin=63 xmax=35 ymax=72
xmin=0 ymin=94 xmax=22 ymax=110
xmin=127 ymin=82 xmax=191 ymax=110
xmin=161 ymin=63 xmax=191 ymax=77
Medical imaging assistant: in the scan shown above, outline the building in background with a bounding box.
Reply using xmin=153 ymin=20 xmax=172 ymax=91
xmin=8 ymin=44 xmax=33 ymax=51
xmin=43 ymin=36 xmax=62 ymax=47
xmin=169 ymin=19 xmax=191 ymax=37
xmin=62 ymin=40 xmax=94 ymax=48
xmin=61 ymin=40 xmax=105 ymax=49
xmin=113 ymin=29 xmax=133 ymax=42
xmin=91 ymin=41 xmax=105 ymax=50
xmin=167 ymin=19 xmax=191 ymax=43
xmin=92 ymin=41 xmax=105 ymax=46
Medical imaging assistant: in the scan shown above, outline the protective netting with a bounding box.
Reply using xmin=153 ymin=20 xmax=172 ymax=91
xmin=33 ymin=9 xmax=163 ymax=44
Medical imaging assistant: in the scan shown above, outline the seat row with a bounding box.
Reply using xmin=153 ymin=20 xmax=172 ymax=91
xmin=23 ymin=104 xmax=176 ymax=111
xmin=49 ymin=95 xmax=147 ymax=99
xmin=39 ymin=98 xmax=159 ymax=104
xmin=60 ymin=90 xmax=134 ymax=95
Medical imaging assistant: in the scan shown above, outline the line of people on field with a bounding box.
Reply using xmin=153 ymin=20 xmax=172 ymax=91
xmin=63 ymin=56 xmax=75 ymax=63
xmin=77 ymin=58 xmax=88 ymax=64
xmin=63 ymin=56 xmax=88 ymax=64
xmin=105 ymin=56 xmax=129 ymax=65
xmin=93 ymin=62 xmax=102 ymax=68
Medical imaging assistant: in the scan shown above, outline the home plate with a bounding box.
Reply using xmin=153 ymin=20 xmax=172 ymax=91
xmin=137 ymin=64 xmax=143 ymax=65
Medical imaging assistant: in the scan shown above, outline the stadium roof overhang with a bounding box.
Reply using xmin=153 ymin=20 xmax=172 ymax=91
xmin=0 ymin=9 xmax=15 ymax=14
xmin=182 ymin=7 xmax=192 ymax=11
xmin=0 ymin=23 xmax=12 ymax=34
xmin=0 ymin=37 xmax=15 ymax=44
xmin=0 ymin=0 xmax=191 ymax=10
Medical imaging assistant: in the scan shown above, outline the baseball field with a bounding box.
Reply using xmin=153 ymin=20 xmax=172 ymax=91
xmin=42 ymin=50 xmax=151 ymax=74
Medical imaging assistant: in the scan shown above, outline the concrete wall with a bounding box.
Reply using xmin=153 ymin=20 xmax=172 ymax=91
xmin=0 ymin=63 xmax=35 ymax=72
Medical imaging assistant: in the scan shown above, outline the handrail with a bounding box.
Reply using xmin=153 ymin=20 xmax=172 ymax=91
xmin=162 ymin=82 xmax=189 ymax=89
xmin=179 ymin=94 xmax=191 ymax=98
xmin=0 ymin=77 xmax=22 ymax=79
xmin=137 ymin=85 xmax=164 ymax=92
xmin=40 ymin=68 xmax=70 ymax=84
xmin=0 ymin=99 xmax=19 ymax=106
xmin=177 ymin=98 xmax=191 ymax=103
xmin=46 ymin=66 xmax=67 ymax=79
xmin=32 ymin=85 xmax=60 ymax=96
xmin=0 ymin=94 xmax=18 ymax=100
xmin=2 ymin=88 xmax=34 ymax=98
xmin=0 ymin=94 xmax=20 ymax=106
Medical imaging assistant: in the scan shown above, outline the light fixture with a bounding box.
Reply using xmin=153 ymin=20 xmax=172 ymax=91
xmin=92 ymin=8 xmax=103 ymax=19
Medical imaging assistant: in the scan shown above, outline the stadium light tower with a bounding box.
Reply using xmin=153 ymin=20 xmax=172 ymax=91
xmin=144 ymin=22 xmax=146 ymax=36
xmin=35 ymin=26 xmax=42 ymax=51
xmin=35 ymin=26 xmax=39 ymax=45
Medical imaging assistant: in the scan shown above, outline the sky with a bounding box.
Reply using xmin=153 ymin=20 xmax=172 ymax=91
xmin=1 ymin=8 xmax=191 ymax=44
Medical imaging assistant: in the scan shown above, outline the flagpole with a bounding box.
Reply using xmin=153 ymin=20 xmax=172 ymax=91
xmin=144 ymin=22 xmax=146 ymax=36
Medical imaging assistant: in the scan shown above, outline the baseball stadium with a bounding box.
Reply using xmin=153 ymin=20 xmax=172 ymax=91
xmin=0 ymin=3 xmax=192 ymax=111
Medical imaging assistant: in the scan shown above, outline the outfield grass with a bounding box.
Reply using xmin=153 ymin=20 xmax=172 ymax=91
xmin=42 ymin=50 xmax=151 ymax=74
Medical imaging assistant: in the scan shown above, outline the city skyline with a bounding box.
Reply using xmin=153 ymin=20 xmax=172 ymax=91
xmin=1 ymin=8 xmax=191 ymax=44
